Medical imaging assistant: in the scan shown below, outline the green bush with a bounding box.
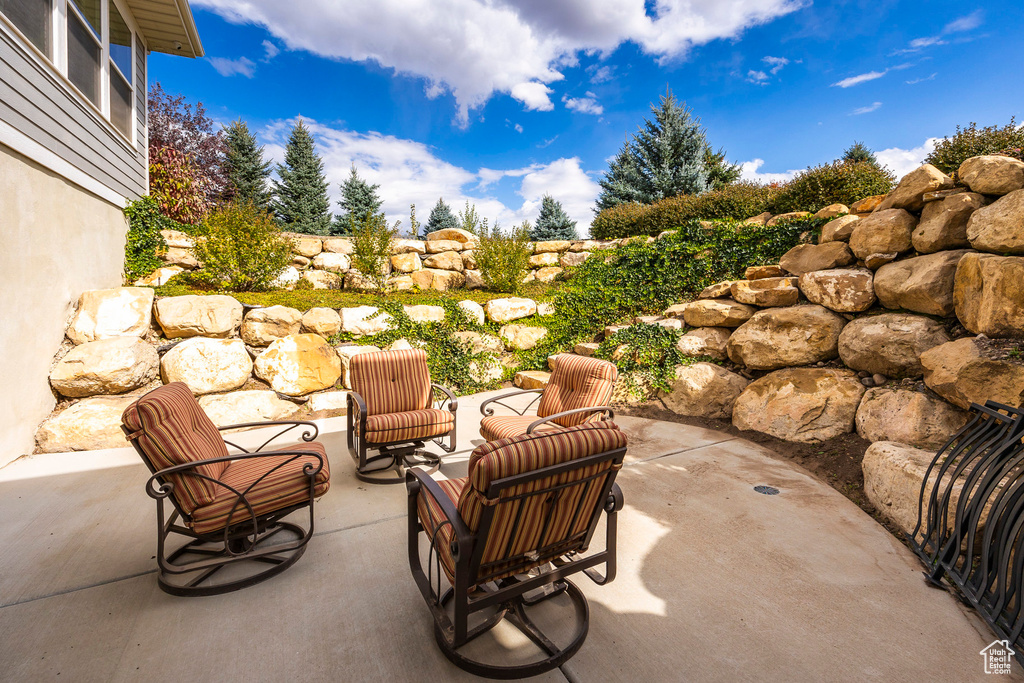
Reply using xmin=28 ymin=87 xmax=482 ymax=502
xmin=190 ymin=201 xmax=292 ymax=291
xmin=590 ymin=202 xmax=648 ymax=239
xmin=595 ymin=323 xmax=687 ymax=396
xmin=350 ymin=214 xmax=400 ymax=291
xmin=925 ymin=118 xmax=1024 ymax=175
xmin=770 ymin=161 xmax=895 ymax=214
xmin=123 ymin=197 xmax=169 ymax=282
xmin=475 ymin=221 xmax=532 ymax=293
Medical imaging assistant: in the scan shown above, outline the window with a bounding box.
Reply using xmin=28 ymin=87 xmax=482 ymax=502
xmin=0 ymin=0 xmax=52 ymax=54
xmin=108 ymin=0 xmax=131 ymax=137
xmin=66 ymin=0 xmax=101 ymax=105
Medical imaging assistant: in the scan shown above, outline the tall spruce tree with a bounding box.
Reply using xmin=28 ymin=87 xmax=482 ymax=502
xmin=272 ymin=120 xmax=331 ymax=235
xmin=424 ymin=198 xmax=459 ymax=234
xmin=531 ymin=195 xmax=578 ymax=241
xmin=333 ymin=165 xmax=383 ymax=236
xmin=843 ymin=141 xmax=881 ymax=167
xmin=595 ymin=92 xmax=740 ymax=212
xmin=223 ymin=119 xmax=272 ymax=210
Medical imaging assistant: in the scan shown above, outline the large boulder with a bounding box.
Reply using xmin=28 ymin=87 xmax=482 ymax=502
xmin=954 ymin=253 xmax=1024 ymax=337
xmin=240 ymin=306 xmax=302 ymax=346
xmin=873 ymin=250 xmax=971 ymax=317
xmin=560 ymin=251 xmax=591 ymax=268
xmin=766 ymin=211 xmax=811 ymax=227
xmin=534 ymin=266 xmax=563 ymax=283
xmin=658 ymin=363 xmax=749 ymax=419
xmin=675 ymin=327 xmax=731 ymax=360
xmin=300 ymin=307 xmax=342 ymax=338
xmin=197 ymin=390 xmax=300 ymax=427
xmin=726 ymin=305 xmax=846 ymax=370
xmin=877 ymin=164 xmax=954 ymax=212
xmin=67 ymin=288 xmax=154 ymax=344
xmin=289 ymin=236 xmax=323 ymax=258
xmin=855 ymin=388 xmax=969 ymax=450
xmin=958 ymin=155 xmax=1024 ymax=196
xmin=732 ymin=368 xmax=866 ymax=443
xmin=485 ymin=297 xmax=537 ymax=323
xmin=423 ymin=251 xmax=464 ymax=271
xmin=339 ymin=306 xmax=394 ymax=336
xmin=457 ymin=300 xmax=485 ymax=325
xmin=680 ymin=299 xmax=757 ymax=328
xmin=697 ymin=281 xmax=740 ymax=299
xmin=819 ymin=215 xmax=859 ymax=243
xmin=461 ymin=249 xmax=475 ymax=270
xmin=322 ymin=238 xmax=353 ymax=254
xmin=534 ymin=240 xmax=571 ymax=254
xmin=729 ymin=278 xmax=799 ymax=307
xmin=814 ymin=203 xmax=849 ymax=219
xmin=336 ymin=345 xmax=382 ymax=389
xmin=778 ymin=242 xmax=854 ymax=276
xmin=161 ymin=246 xmax=199 ymax=269
xmin=965 ymin=189 xmax=1024 ymax=255
xmin=311 ymin=252 xmax=351 ymax=272
xmin=798 ymin=268 xmax=876 ymax=313
xmin=837 ymin=313 xmax=950 ymax=378
xmin=392 ymin=239 xmax=426 ymax=255
xmin=404 ymin=305 xmax=446 ymax=324
xmin=499 ymin=325 xmax=548 ymax=351
xmin=745 ymin=265 xmax=786 ymax=280
xmin=528 ymin=252 xmax=560 ymax=268
xmin=160 ymin=337 xmax=253 ymax=395
xmin=254 ymin=334 xmax=342 ymax=396
xmin=154 ymin=295 xmax=243 ymax=339
xmin=850 ymin=195 xmax=885 ymax=214
xmin=410 ymin=268 xmax=466 ymax=291
xmin=424 ymin=239 xmax=464 ymax=253
xmin=301 ymin=270 xmax=342 ymax=290
xmin=921 ymin=337 xmax=1024 ymax=409
xmin=50 ymin=337 xmax=159 ymax=398
xmin=862 ymin=442 xmax=956 ymax=536
xmin=913 ymin=192 xmax=986 ymax=253
xmin=35 ymin=396 xmax=136 ymax=453
xmin=514 ymin=370 xmax=551 ymax=390
xmin=425 ymin=228 xmax=474 ymax=243
xmin=848 ymin=209 xmax=917 ymax=263
xmin=134 ymin=265 xmax=184 ymax=287
xmin=390 ymin=252 xmax=422 ymax=273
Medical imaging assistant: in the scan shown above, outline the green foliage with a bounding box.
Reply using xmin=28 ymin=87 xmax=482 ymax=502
xmin=771 ymin=161 xmax=895 ymax=214
xmin=595 ymin=323 xmax=686 ymax=396
xmin=475 ymin=221 xmax=533 ymax=294
xmin=350 ymin=214 xmax=400 ymax=291
xmin=189 ymin=201 xmax=292 ymax=291
xmin=842 ymin=141 xmax=879 ymax=166
xmin=590 ymin=202 xmax=649 ymax=240
xmin=272 ymin=120 xmax=332 ymax=235
xmin=704 ymin=146 xmax=743 ymax=190
xmin=224 ymin=119 xmax=272 ymax=210
xmin=334 ymin=165 xmax=383 ymax=236
xmin=531 ymin=195 xmax=578 ymax=241
xmin=925 ymin=118 xmax=1024 ymax=175
xmin=456 ymin=201 xmax=484 ymax=235
xmin=425 ymin=198 xmax=459 ymax=234
xmin=123 ymin=197 xmax=170 ymax=282
xmin=148 ymin=146 xmax=208 ymax=224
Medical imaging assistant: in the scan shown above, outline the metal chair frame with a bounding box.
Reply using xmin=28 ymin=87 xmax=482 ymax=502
xmin=479 ymin=387 xmax=615 ymax=435
xmin=407 ymin=443 xmax=626 ymax=679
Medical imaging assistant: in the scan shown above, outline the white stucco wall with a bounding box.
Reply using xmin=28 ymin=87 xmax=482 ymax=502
xmin=0 ymin=144 xmax=128 ymax=466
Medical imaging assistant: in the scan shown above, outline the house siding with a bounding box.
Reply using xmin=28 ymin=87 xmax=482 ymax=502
xmin=0 ymin=26 xmax=147 ymax=201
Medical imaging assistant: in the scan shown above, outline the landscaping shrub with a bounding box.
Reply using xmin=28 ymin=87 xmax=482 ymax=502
xmin=475 ymin=222 xmax=532 ymax=293
xmin=148 ymin=146 xmax=209 ymax=224
xmin=595 ymin=323 xmax=687 ymax=396
xmin=350 ymin=213 xmax=400 ymax=291
xmin=189 ymin=201 xmax=292 ymax=291
xmin=770 ymin=161 xmax=895 ymax=214
xmin=590 ymin=202 xmax=649 ymax=239
xmin=122 ymin=197 xmax=170 ymax=282
xmin=925 ymin=118 xmax=1024 ymax=175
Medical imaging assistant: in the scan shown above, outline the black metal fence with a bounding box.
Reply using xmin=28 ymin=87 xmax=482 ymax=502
xmin=909 ymin=401 xmax=1024 ymax=662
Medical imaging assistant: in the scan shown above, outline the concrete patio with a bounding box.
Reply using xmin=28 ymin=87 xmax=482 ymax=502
xmin=0 ymin=389 xmax=1012 ymax=682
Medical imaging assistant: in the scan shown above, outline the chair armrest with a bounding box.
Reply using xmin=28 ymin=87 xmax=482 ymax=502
xmin=217 ymin=420 xmax=319 ymax=453
xmin=406 ymin=469 xmax=474 ymax=557
xmin=606 ymin=482 xmax=624 ymax=513
xmin=431 ymin=383 xmax=459 ymax=413
xmin=348 ymin=390 xmax=368 ymax=419
xmin=145 ymin=448 xmax=326 ymax=500
xmin=526 ymin=406 xmax=615 ymax=434
xmin=480 ymin=388 xmax=545 ymax=417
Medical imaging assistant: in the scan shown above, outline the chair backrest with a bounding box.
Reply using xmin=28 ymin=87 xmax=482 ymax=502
xmin=537 ymin=355 xmax=618 ymax=427
xmin=458 ymin=421 xmax=627 ymax=584
xmin=122 ymin=382 xmax=229 ymax=514
xmin=349 ymin=348 xmax=432 ymax=416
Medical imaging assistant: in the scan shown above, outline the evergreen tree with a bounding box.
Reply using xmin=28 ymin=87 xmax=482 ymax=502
xmin=843 ymin=141 xmax=880 ymax=167
xmin=595 ymin=92 xmax=739 ymax=212
xmin=531 ymin=195 xmax=578 ymax=241
xmin=424 ymin=198 xmax=459 ymax=234
xmin=223 ymin=119 xmax=272 ymax=210
xmin=271 ymin=120 xmax=331 ymax=235
xmin=333 ymin=165 xmax=383 ymax=236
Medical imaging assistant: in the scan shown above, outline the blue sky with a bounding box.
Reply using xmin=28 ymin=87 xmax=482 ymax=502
xmin=152 ymin=0 xmax=1023 ymax=233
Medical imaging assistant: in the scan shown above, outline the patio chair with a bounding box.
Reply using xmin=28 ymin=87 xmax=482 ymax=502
xmin=407 ymin=421 xmax=627 ymax=678
xmin=479 ymin=354 xmax=617 ymax=442
xmin=121 ymin=382 xmax=330 ymax=596
xmin=346 ymin=348 xmax=458 ymax=484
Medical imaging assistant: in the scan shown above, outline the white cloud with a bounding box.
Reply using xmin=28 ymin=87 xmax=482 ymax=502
xmin=831 ymin=70 xmax=886 ymax=88
xmin=746 ymin=69 xmax=769 ymax=84
xmin=897 ymin=10 xmax=984 ymax=54
xmin=261 ymin=118 xmax=601 ymax=233
xmin=208 ymin=56 xmax=256 ymax=78
xmin=588 ymin=65 xmax=614 ymax=84
xmin=762 ymin=55 xmax=788 ymax=74
xmin=906 ymin=73 xmax=937 ymax=85
xmin=563 ymin=94 xmax=604 ymax=115
xmin=739 ymin=159 xmax=799 ymax=184
xmin=514 ymin=123 xmax=524 ymax=133
xmin=261 ymin=40 xmax=280 ymax=61
xmin=193 ymin=0 xmax=803 ymax=124
xmin=876 ymin=137 xmax=939 ymax=179
xmin=850 ymin=101 xmax=882 ymax=115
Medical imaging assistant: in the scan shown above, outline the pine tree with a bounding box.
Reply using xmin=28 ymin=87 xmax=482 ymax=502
xmin=843 ymin=141 xmax=880 ymax=167
xmin=333 ymin=165 xmax=383 ymax=236
xmin=531 ymin=195 xmax=578 ymax=241
xmin=424 ymin=198 xmax=459 ymax=234
xmin=271 ymin=120 xmax=332 ymax=235
xmin=223 ymin=119 xmax=272 ymax=210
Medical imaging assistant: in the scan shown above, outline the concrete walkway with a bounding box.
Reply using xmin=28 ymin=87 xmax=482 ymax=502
xmin=0 ymin=389 xmax=1013 ymax=682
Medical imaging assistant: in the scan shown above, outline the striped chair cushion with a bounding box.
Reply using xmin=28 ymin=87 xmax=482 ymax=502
xmin=122 ymin=382 xmax=229 ymax=513
xmin=350 ymin=349 xmax=431 ymax=416
xmin=363 ymin=408 xmax=454 ymax=444
xmin=191 ymin=441 xmax=331 ymax=535
xmin=536 ymin=355 xmax=618 ymax=428
xmin=479 ymin=415 xmax=560 ymax=442
xmin=415 ymin=476 xmax=467 ymax=581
